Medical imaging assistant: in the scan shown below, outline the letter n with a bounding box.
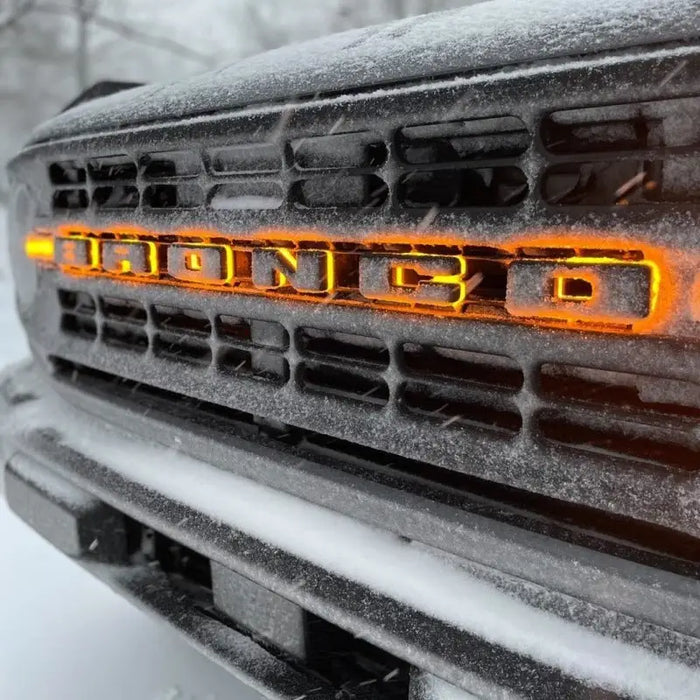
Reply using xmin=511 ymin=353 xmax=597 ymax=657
xmin=251 ymin=248 xmax=333 ymax=293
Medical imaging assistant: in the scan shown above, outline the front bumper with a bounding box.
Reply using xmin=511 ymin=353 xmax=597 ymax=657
xmin=1 ymin=361 xmax=698 ymax=700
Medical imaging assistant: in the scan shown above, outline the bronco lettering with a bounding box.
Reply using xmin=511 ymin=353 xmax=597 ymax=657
xmin=24 ymin=224 xmax=673 ymax=334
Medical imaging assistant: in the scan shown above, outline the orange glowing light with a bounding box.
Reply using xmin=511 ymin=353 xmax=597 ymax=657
xmin=186 ymin=252 xmax=203 ymax=272
xmin=22 ymin=222 xmax=694 ymax=338
xmin=553 ymin=274 xmax=595 ymax=302
xmin=24 ymin=234 xmax=55 ymax=261
xmin=276 ymin=247 xmax=298 ymax=288
xmin=375 ymin=253 xmax=467 ymax=309
xmin=692 ymin=272 xmax=700 ymax=322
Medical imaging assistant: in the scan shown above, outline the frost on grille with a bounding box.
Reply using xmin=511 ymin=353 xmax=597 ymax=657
xmin=39 ymin=72 xmax=700 ymax=539
xmin=537 ymin=364 xmax=700 ymax=471
xmin=541 ymin=97 xmax=700 ymax=206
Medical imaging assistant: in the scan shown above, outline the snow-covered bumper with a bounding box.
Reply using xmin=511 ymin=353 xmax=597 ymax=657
xmin=0 ymin=360 xmax=698 ymax=700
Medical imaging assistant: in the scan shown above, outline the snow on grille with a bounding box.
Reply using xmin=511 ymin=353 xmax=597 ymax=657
xmin=57 ymin=286 xmax=699 ymax=473
xmin=46 ymin=95 xmax=700 ymax=214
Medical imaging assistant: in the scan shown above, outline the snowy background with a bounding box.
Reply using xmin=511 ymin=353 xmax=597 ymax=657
xmin=0 ymin=2 xmax=482 ymax=697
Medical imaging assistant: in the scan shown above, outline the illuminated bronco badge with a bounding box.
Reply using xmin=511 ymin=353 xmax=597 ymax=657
xmin=25 ymin=224 xmax=677 ymax=334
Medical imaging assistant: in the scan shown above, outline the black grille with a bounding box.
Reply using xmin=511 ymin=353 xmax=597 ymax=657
xmin=45 ymin=94 xmax=700 ymax=216
xmin=56 ymin=285 xmax=698 ymax=472
xmin=22 ymin=47 xmax=700 ymax=542
xmin=59 ymin=289 xmax=289 ymax=384
xmin=58 ymin=289 xmax=97 ymax=339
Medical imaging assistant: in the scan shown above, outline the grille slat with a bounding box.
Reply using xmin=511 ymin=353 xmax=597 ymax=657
xmin=401 ymin=381 xmax=522 ymax=434
xmin=300 ymin=362 xmax=389 ymax=406
xmin=538 ymin=411 xmax=698 ymax=472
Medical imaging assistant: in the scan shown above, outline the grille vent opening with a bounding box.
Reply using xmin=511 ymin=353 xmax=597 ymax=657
xmin=299 ymin=328 xmax=389 ymax=367
xmin=303 ymin=617 xmax=409 ymax=699
xmin=101 ymin=296 xmax=147 ymax=325
xmin=402 ymin=344 xmax=523 ymax=390
xmin=52 ymin=189 xmax=88 ymax=210
xmin=209 ymin=143 xmax=280 ymax=174
xmin=398 ymin=167 xmax=527 ymax=208
xmin=58 ymin=289 xmax=96 ymax=314
xmin=542 ymin=98 xmax=700 ymax=207
xmin=154 ymin=305 xmax=211 ymax=336
xmin=398 ymin=116 xmax=529 ymax=164
xmin=142 ymin=150 xmax=200 ymax=178
xmin=216 ymin=315 xmax=252 ymax=343
xmin=218 ymin=346 xmax=252 ymax=375
xmin=538 ymin=413 xmax=698 ymax=472
xmin=88 ymin=156 xmax=136 ymax=182
xmin=144 ymin=184 xmax=204 ymax=209
xmin=541 ymin=160 xmax=686 ymax=206
xmin=301 ymin=363 xmax=389 ymax=406
xmin=214 ymin=315 xmax=288 ymax=383
xmin=401 ymin=383 xmax=522 ymax=434
xmin=218 ymin=346 xmax=289 ymax=383
xmin=399 ymin=344 xmax=522 ymax=434
xmin=293 ymin=174 xmax=388 ymax=208
xmin=103 ymin=323 xmax=148 ymax=353
xmin=58 ymin=289 xmax=96 ymax=340
xmin=93 ymin=185 xmax=139 ymax=209
xmin=541 ymin=97 xmax=700 ymax=153
xmin=249 ymin=319 xmax=289 ymax=349
xmin=125 ymin=519 xmax=212 ymax=588
xmin=216 ymin=316 xmax=288 ymax=350
xmin=540 ymin=364 xmax=700 ymax=420
xmin=292 ymin=131 xmax=387 ymax=170
xmin=61 ymin=314 xmax=97 ymax=339
xmin=209 ymin=181 xmax=284 ymax=210
xmin=155 ymin=332 xmax=211 ymax=365
xmin=49 ymin=161 xmax=86 ymax=184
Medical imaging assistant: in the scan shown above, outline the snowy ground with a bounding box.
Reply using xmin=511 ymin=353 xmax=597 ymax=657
xmin=0 ymin=211 xmax=257 ymax=699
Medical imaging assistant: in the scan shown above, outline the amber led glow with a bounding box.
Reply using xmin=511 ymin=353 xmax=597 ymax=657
xmin=22 ymin=223 xmax=692 ymax=337
xmin=186 ymin=252 xmax=203 ymax=271
xmin=24 ymin=234 xmax=55 ymax=261
xmin=554 ymin=275 xmax=595 ymax=302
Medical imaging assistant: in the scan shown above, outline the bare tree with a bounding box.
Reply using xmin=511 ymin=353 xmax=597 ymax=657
xmin=0 ymin=0 xmax=35 ymax=32
xmin=74 ymin=0 xmax=97 ymax=90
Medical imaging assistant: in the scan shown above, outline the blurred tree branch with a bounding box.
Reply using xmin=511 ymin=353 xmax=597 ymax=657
xmin=1 ymin=1 xmax=214 ymax=65
xmin=74 ymin=0 xmax=98 ymax=89
xmin=35 ymin=1 xmax=215 ymax=65
xmin=0 ymin=0 xmax=35 ymax=32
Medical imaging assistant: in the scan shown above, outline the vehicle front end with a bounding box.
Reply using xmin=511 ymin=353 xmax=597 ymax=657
xmin=3 ymin=3 xmax=700 ymax=698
